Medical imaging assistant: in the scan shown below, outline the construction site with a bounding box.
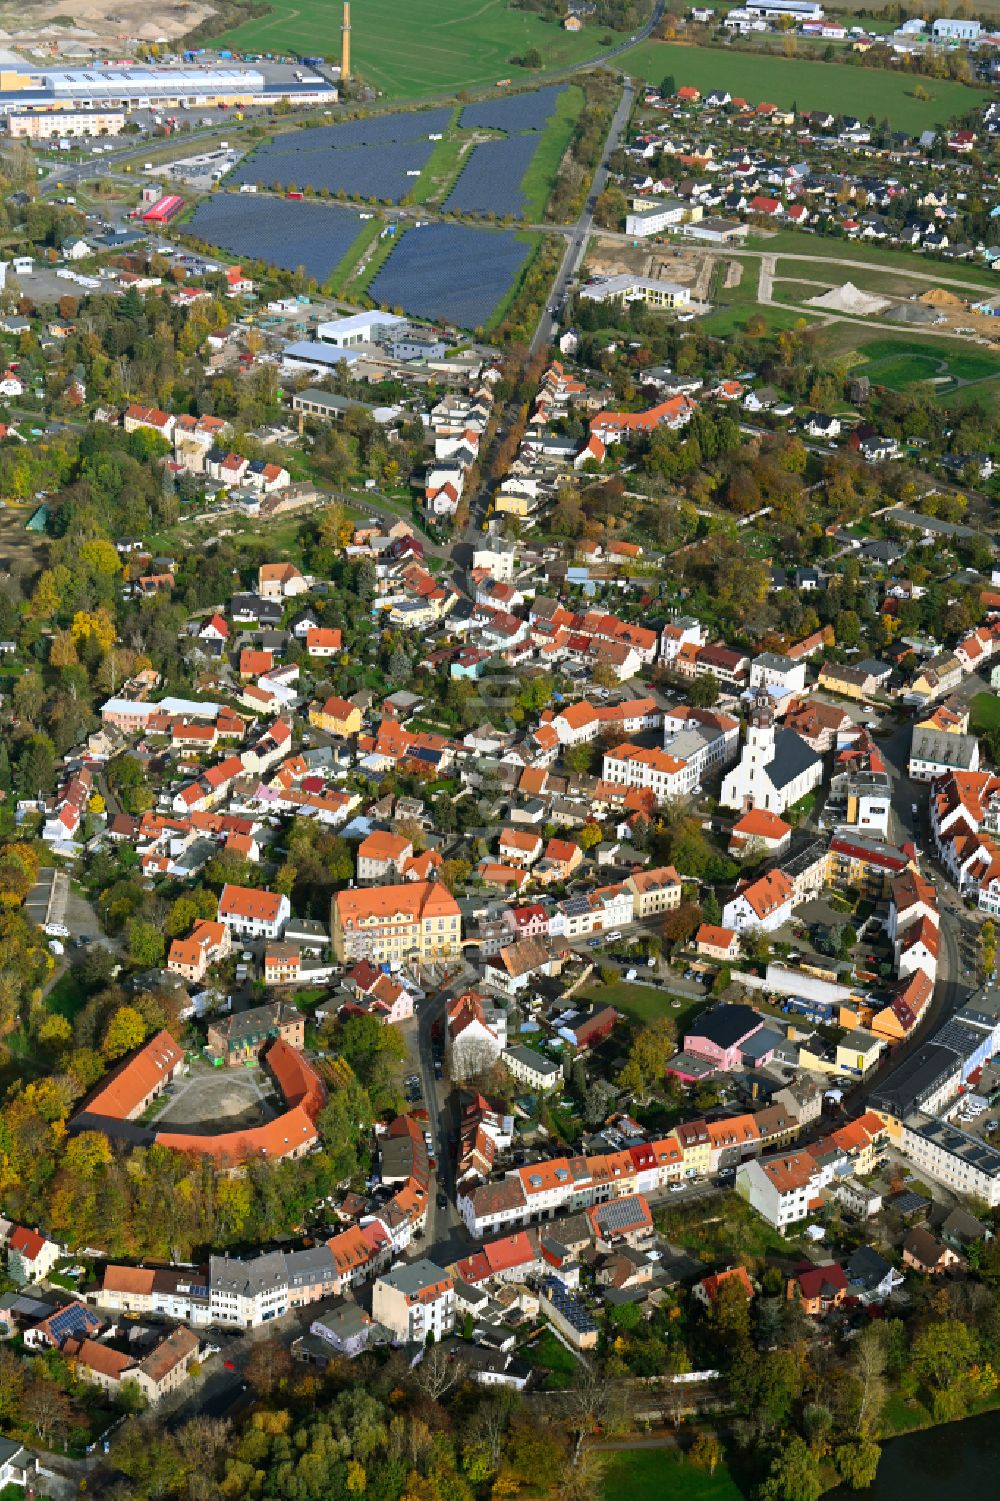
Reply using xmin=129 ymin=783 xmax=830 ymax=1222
xmin=584 ymin=231 xmax=1000 ymax=353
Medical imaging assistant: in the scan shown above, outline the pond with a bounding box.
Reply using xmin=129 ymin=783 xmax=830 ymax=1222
xmin=829 ymin=1410 xmax=1000 ymax=1501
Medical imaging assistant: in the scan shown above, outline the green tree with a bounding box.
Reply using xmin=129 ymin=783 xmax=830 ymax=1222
xmin=834 ymin=1438 xmax=881 ymax=1489
xmin=759 ymin=1435 xmax=823 ymax=1501
xmin=126 ymin=920 xmax=165 ymax=969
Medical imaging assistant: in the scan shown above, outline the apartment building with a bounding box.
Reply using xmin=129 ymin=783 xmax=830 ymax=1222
xmin=208 ymin=1252 xmax=290 ymax=1327
xmin=166 ymin=919 xmax=231 ymax=982
xmin=217 ymin=884 xmax=290 ymax=941
xmin=626 ymin=865 xmax=682 ymax=918
xmin=735 ymin=1150 xmax=823 ymax=1229
xmin=895 ymin=1113 xmax=1000 ymax=1208
xmin=502 ymin=1044 xmax=563 ymax=1092
xmin=308 ymin=695 xmax=362 ymax=736
xmin=331 ymin=880 xmax=461 ymax=965
xmin=601 ymin=742 xmax=694 ymax=800
xmin=372 ymin=1259 xmax=455 ymax=1343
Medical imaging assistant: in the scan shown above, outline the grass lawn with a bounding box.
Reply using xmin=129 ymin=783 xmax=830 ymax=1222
xmin=216 ymin=0 xmax=619 ymax=98
xmin=971 ymin=691 xmax=1000 ymax=734
xmin=327 ymin=216 xmax=384 ymax=296
xmin=520 ymin=83 xmax=585 ymax=221
xmin=523 ymin=1329 xmax=581 ymax=1389
xmin=618 ymin=41 xmax=990 ymax=132
xmin=656 ymin=1189 xmax=796 ymax=1264
xmin=600 ymin=1445 xmax=746 ymax=1501
xmin=579 ymin=979 xmax=708 ymax=1032
xmin=411 ymin=114 xmax=467 ymax=206
xmin=45 ymin=967 xmax=87 ymax=1022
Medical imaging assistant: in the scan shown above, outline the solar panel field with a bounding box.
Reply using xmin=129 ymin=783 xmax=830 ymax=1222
xmin=227 ymin=110 xmax=455 ymax=203
xmin=287 ymin=110 xmax=454 ymax=150
xmin=368 ymin=223 xmax=532 ymax=329
xmin=188 ymin=194 xmax=365 ymax=283
xmin=444 ymin=133 xmax=541 ymax=217
xmin=459 ymin=85 xmax=566 ymax=133
xmin=230 ymin=138 xmax=438 ymax=203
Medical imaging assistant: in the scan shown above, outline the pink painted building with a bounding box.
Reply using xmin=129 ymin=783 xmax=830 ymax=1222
xmin=684 ymin=1003 xmax=764 ymax=1071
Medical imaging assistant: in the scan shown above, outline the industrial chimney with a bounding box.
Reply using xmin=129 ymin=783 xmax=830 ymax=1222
xmin=341 ymin=1 xmax=351 ymax=81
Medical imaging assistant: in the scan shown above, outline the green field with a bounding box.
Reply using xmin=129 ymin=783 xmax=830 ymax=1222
xmin=520 ymin=84 xmax=585 ymax=220
xmin=760 ymin=237 xmax=1000 ymax=294
xmin=971 ymin=692 xmax=1000 ymax=734
xmin=699 ymin=257 xmax=809 ymax=336
xmin=216 ymin=0 xmax=618 ymax=98
xmin=600 ymin=1446 xmax=746 ymax=1501
xmin=618 ymin=41 xmax=990 ymax=132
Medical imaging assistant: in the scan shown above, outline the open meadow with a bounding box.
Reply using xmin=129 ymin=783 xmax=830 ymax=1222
xmin=216 ymin=0 xmax=618 ymax=97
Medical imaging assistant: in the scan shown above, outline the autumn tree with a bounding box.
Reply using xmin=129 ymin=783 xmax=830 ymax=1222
xmin=246 ymin=1337 xmax=293 ymax=1397
xmin=102 ymin=1004 xmax=148 ymax=1060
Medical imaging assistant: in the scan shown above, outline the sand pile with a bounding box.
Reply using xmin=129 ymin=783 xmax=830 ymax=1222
xmin=807 ymin=281 xmax=890 ymax=315
xmin=920 ymin=287 xmax=963 ymax=308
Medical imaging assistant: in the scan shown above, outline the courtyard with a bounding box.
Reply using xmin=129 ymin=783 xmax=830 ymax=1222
xmin=152 ymin=1063 xmax=280 ymax=1136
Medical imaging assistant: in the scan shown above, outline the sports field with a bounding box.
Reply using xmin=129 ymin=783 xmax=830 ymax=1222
xmin=617 ymin=41 xmax=991 ymax=132
xmin=216 ymin=0 xmax=618 ymax=98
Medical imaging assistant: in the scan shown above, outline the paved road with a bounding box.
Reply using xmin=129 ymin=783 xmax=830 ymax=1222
xmin=407 ymin=963 xmax=478 ymax=1265
xmin=444 ymin=70 xmax=638 ymax=573
xmin=530 ymin=76 xmax=635 ymax=359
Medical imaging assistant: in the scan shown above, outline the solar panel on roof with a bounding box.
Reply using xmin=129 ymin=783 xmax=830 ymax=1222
xmin=49 ymin=1303 xmax=97 ymax=1343
xmin=596 ymin=1197 xmax=644 ymax=1233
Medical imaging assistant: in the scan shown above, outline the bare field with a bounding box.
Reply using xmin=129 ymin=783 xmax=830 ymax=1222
xmin=589 ymin=233 xmax=713 ymax=291
xmin=0 ymin=0 xmax=214 ymax=47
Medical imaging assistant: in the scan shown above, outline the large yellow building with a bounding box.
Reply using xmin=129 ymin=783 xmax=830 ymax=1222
xmin=331 ymin=880 xmax=462 ymax=965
